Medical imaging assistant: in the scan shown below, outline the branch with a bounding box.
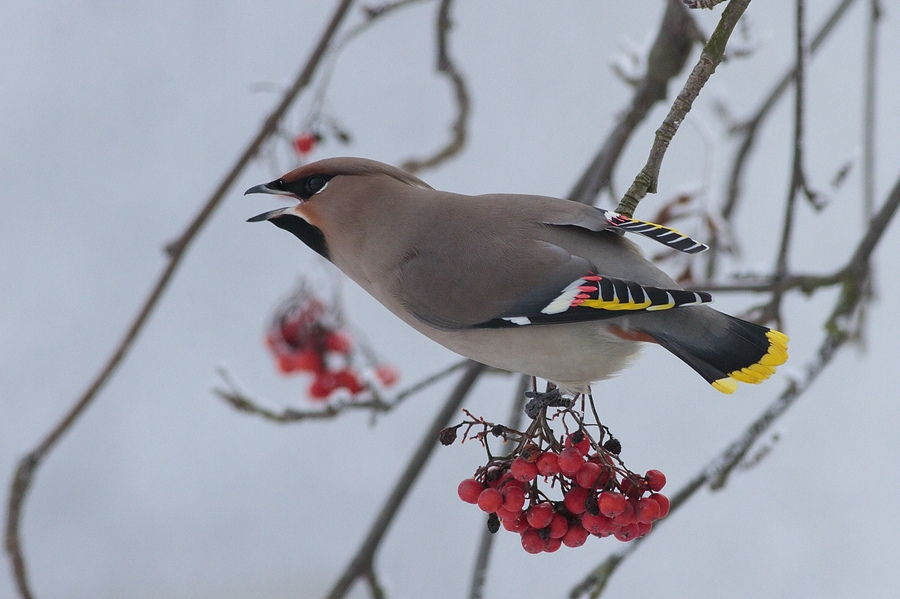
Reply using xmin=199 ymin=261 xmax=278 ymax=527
xmin=400 ymin=0 xmax=471 ymax=173
xmin=616 ymin=0 xmax=751 ymax=217
xmin=721 ymin=0 xmax=859 ymax=221
xmin=324 ymin=361 xmax=487 ymax=599
xmin=4 ymin=1 xmax=357 ymax=597
xmin=568 ymin=0 xmax=700 ymax=205
xmin=213 ymin=360 xmax=470 ymax=423
xmin=570 ymin=171 xmax=900 ymax=598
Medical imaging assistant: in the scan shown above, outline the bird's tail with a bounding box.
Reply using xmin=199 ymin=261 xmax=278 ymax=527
xmin=643 ymin=310 xmax=789 ymax=394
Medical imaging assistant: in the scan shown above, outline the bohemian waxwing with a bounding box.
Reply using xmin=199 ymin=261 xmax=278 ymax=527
xmin=246 ymin=157 xmax=788 ymax=395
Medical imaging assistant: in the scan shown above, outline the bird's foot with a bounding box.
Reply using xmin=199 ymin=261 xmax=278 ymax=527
xmin=523 ymin=387 xmax=572 ymax=418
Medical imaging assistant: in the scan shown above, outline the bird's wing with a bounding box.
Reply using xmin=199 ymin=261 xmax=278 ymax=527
xmin=474 ymin=273 xmax=712 ymax=329
xmin=539 ymin=202 xmax=709 ymax=255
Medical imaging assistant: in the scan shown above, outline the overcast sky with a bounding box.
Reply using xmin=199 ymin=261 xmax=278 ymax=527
xmin=3 ymin=2 xmax=899 ymax=598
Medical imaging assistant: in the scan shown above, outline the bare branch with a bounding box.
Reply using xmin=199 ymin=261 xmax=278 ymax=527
xmin=568 ymin=0 xmax=700 ymax=206
xmin=721 ymin=0 xmax=859 ymax=221
xmin=324 ymin=361 xmax=487 ymax=599
xmin=616 ymin=0 xmax=752 ymax=217
xmin=400 ymin=0 xmax=471 ymax=173
xmin=213 ymin=360 xmax=470 ymax=423
xmin=3 ymin=1 xmax=357 ymax=597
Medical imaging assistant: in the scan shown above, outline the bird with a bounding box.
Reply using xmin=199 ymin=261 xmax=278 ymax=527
xmin=246 ymin=157 xmax=788 ymax=397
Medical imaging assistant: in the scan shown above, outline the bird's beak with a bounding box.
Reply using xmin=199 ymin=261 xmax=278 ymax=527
xmin=245 ymin=182 xmax=298 ymax=222
xmin=247 ymin=206 xmax=289 ymax=222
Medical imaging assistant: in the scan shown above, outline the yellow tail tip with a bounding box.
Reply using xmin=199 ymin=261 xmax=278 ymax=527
xmin=712 ymin=329 xmax=789 ymax=394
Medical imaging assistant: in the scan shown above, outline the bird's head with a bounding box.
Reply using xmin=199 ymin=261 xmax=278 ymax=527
xmin=245 ymin=157 xmax=432 ymax=260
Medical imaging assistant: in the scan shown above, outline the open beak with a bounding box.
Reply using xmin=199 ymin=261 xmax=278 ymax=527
xmin=245 ymin=182 xmax=297 ymax=222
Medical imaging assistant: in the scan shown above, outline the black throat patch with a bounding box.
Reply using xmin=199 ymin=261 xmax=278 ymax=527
xmin=271 ymin=214 xmax=330 ymax=260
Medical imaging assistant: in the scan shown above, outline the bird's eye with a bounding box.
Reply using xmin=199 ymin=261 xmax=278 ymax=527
xmin=304 ymin=175 xmax=328 ymax=196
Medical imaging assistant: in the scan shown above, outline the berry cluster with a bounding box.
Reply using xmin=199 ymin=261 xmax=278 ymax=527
xmin=266 ymin=287 xmax=397 ymax=400
xmin=448 ymin=414 xmax=669 ymax=553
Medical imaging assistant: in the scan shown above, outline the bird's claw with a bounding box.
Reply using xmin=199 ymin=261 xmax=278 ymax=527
xmin=523 ymin=388 xmax=571 ymax=418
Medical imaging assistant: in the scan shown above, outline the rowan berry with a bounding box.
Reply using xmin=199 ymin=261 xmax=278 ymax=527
xmin=510 ymin=457 xmax=538 ymax=482
xmin=597 ymin=491 xmax=628 ymax=518
xmin=645 ymin=469 xmax=666 ymax=492
xmin=525 ymin=502 xmax=554 ymax=529
xmin=558 ymin=447 xmax=585 ymax=477
xmin=635 ymin=497 xmax=661 ymax=523
xmin=647 ymin=493 xmax=670 ymax=518
xmin=501 ymin=485 xmax=526 ymax=512
xmin=562 ymin=522 xmax=589 ymax=547
xmin=536 ymin=451 xmax=560 ymax=476
xmin=563 ymin=486 xmax=591 ymax=515
xmin=576 ymin=461 xmax=602 ymax=488
xmin=457 ymin=478 xmax=483 ymax=504
xmin=477 ymin=488 xmax=503 ymax=513
xmin=521 ymin=529 xmax=544 ymax=554
xmin=548 ymin=513 xmax=569 ymax=539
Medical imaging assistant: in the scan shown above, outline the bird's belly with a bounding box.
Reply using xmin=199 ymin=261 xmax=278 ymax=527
xmin=418 ymin=322 xmax=642 ymax=392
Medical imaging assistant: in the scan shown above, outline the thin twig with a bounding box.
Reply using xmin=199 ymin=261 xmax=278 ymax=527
xmin=720 ymin=0 xmax=859 ymax=221
xmin=400 ymin=0 xmax=471 ymax=173
xmin=213 ymin=359 xmax=470 ymax=423
xmin=324 ymin=361 xmax=487 ymax=599
xmin=862 ymin=0 xmax=881 ymax=220
xmin=766 ymin=0 xmax=808 ymax=327
xmin=616 ymin=0 xmax=752 ymax=217
xmin=3 ymin=2 xmax=357 ymax=597
xmin=568 ymin=0 xmax=700 ymax=206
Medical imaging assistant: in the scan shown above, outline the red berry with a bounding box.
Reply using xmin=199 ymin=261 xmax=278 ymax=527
xmin=292 ymin=132 xmax=317 ymax=156
xmin=558 ymin=447 xmax=585 ymax=477
xmin=521 ymin=529 xmax=544 ymax=554
xmin=502 ymin=485 xmax=526 ymax=512
xmin=635 ymin=497 xmax=661 ymax=523
xmin=576 ymin=461 xmax=602 ymax=488
xmin=308 ymin=372 xmax=338 ymax=399
xmin=598 ymin=491 xmax=628 ymax=518
xmin=614 ymin=523 xmax=640 ymax=542
xmin=610 ymin=500 xmax=636 ymax=526
xmin=502 ymin=513 xmax=530 ymax=533
xmin=563 ymin=486 xmax=591 ymax=515
xmin=276 ymin=353 xmax=296 ymax=374
xmin=334 ymin=368 xmax=365 ymax=394
xmin=536 ymin=451 xmax=560 ymax=476
xmin=548 ymin=513 xmax=569 ymax=539
xmin=292 ymin=349 xmax=325 ymax=373
xmin=581 ymin=512 xmax=615 ymax=536
xmin=562 ymin=523 xmax=589 ymax=547
xmin=324 ymin=331 xmax=352 ymax=353
xmin=565 ymin=432 xmax=591 ymax=455
xmin=544 ymin=537 xmax=562 ymax=553
xmin=620 ymin=476 xmax=645 ymax=499
xmin=636 ymin=521 xmax=653 ymax=537
xmin=510 ymin=457 xmax=538 ymax=482
xmin=647 ymin=493 xmax=670 ymax=518
xmin=457 ymin=478 xmax=483 ymax=504
xmin=476 ymin=488 xmax=503 ymax=513
xmin=645 ymin=469 xmax=667 ymax=492
xmin=525 ymin=502 xmax=554 ymax=529
xmin=374 ymin=364 xmax=399 ymax=387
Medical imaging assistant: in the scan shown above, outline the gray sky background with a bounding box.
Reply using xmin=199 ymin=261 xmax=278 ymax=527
xmin=3 ymin=2 xmax=899 ymax=598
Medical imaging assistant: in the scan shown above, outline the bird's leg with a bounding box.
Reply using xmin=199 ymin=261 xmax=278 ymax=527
xmin=523 ymin=381 xmax=572 ymax=419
